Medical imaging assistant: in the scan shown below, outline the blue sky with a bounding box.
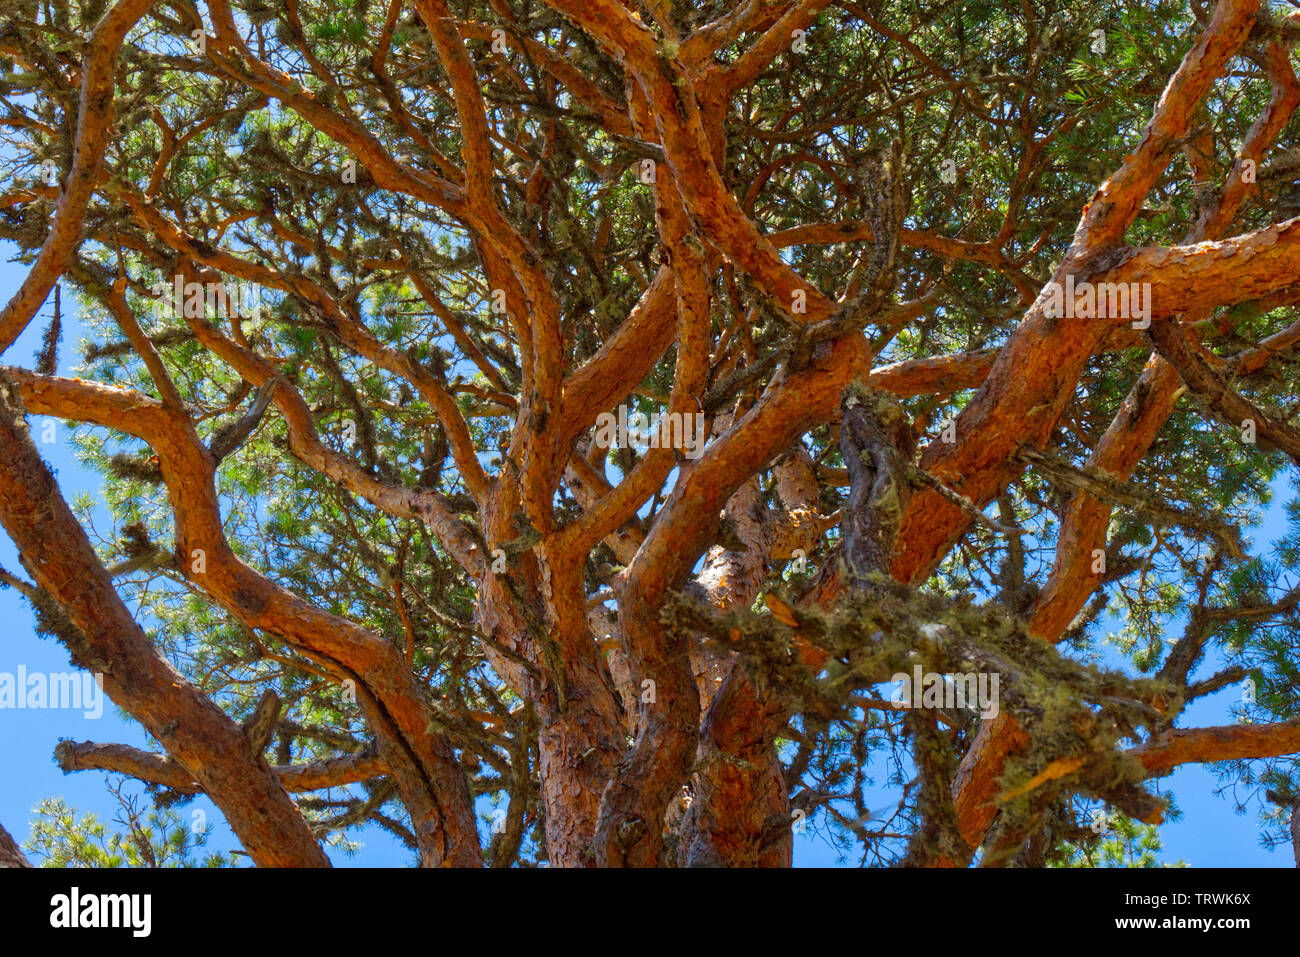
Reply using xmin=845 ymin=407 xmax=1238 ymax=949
xmin=0 ymin=245 xmax=1293 ymax=868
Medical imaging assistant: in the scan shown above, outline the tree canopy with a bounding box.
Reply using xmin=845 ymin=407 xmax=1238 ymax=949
xmin=4 ymin=0 xmax=1300 ymax=868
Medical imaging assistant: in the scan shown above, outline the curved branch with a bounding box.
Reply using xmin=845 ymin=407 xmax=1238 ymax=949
xmin=0 ymin=0 xmax=158 ymax=352
xmin=1149 ymin=315 xmax=1300 ymax=463
xmin=0 ymin=373 xmax=329 ymax=867
xmin=56 ymin=740 xmax=388 ymax=795
xmin=1133 ymin=719 xmax=1300 ymax=777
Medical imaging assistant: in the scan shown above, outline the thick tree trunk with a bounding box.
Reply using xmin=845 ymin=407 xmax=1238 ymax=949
xmin=678 ymin=447 xmax=826 ymax=867
xmin=0 ymin=823 xmax=30 ymax=868
xmin=681 ymin=669 xmax=791 ymax=867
